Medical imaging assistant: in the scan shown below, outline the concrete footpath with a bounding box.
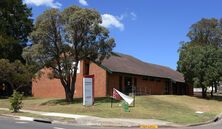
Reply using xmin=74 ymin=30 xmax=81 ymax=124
xmin=0 ymin=108 xmax=181 ymax=128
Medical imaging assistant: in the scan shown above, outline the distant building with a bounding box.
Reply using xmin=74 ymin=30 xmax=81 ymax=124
xmin=32 ymin=53 xmax=193 ymax=98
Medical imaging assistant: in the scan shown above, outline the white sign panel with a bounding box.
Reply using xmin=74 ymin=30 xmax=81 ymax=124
xmin=83 ymin=77 xmax=93 ymax=106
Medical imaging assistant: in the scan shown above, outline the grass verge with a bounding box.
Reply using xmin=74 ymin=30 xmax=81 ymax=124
xmin=0 ymin=95 xmax=221 ymax=124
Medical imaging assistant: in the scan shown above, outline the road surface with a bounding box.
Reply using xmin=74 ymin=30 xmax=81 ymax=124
xmin=0 ymin=116 xmax=222 ymax=129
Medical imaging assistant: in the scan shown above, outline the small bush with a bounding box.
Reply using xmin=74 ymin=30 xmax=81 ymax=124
xmin=9 ymin=90 xmax=23 ymax=112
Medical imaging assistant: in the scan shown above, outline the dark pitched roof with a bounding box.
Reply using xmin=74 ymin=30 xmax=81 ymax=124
xmin=101 ymin=52 xmax=185 ymax=82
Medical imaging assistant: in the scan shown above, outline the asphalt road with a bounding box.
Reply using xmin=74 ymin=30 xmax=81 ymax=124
xmin=0 ymin=116 xmax=222 ymax=129
xmin=165 ymin=121 xmax=222 ymax=129
xmin=166 ymin=122 xmax=222 ymax=129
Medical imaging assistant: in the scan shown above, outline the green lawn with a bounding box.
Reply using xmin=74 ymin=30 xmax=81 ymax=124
xmin=0 ymin=95 xmax=222 ymax=124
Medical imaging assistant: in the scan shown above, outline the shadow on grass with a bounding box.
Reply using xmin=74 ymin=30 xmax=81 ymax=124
xmin=40 ymin=97 xmax=120 ymax=106
xmin=0 ymin=96 xmax=8 ymax=99
xmin=1 ymin=95 xmax=36 ymax=100
xmin=193 ymin=93 xmax=222 ymax=101
xmin=40 ymin=98 xmax=82 ymax=105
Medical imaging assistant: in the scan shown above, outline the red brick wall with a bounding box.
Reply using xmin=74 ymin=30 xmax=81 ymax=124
xmin=107 ymin=73 xmax=119 ymax=96
xmin=32 ymin=62 xmax=192 ymax=98
xmin=136 ymin=76 xmax=165 ymax=95
xmin=32 ymin=68 xmax=65 ymax=98
xmin=107 ymin=73 xmax=166 ymax=96
xmin=32 ymin=60 xmax=107 ymax=98
xmin=89 ymin=62 xmax=107 ymax=97
xmin=106 ymin=73 xmax=194 ymax=96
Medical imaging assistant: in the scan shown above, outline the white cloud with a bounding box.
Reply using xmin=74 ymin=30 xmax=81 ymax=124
xmin=117 ymin=13 xmax=127 ymax=21
xmin=24 ymin=0 xmax=62 ymax=8
xmin=100 ymin=14 xmax=124 ymax=31
xmin=130 ymin=12 xmax=137 ymax=20
xmin=79 ymin=0 xmax=88 ymax=6
xmin=117 ymin=12 xmax=137 ymax=21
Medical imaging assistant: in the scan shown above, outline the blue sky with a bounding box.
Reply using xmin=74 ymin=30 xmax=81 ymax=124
xmin=23 ymin=0 xmax=222 ymax=69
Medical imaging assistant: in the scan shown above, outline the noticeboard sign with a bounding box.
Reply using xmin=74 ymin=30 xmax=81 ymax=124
xmin=83 ymin=75 xmax=94 ymax=106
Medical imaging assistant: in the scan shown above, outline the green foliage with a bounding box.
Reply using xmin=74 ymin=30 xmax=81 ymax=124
xmin=187 ymin=18 xmax=222 ymax=48
xmin=178 ymin=44 xmax=222 ymax=87
xmin=9 ymin=90 xmax=23 ymax=112
xmin=0 ymin=0 xmax=35 ymax=95
xmin=0 ymin=34 xmax=18 ymax=61
xmin=0 ymin=59 xmax=37 ymax=91
xmin=178 ymin=18 xmax=222 ymax=97
xmin=24 ymin=6 xmax=115 ymax=102
xmin=0 ymin=33 xmax=24 ymax=62
xmin=0 ymin=0 xmax=33 ymax=42
xmin=0 ymin=0 xmax=33 ymax=62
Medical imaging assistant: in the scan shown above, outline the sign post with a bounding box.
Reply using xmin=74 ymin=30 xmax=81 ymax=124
xmin=83 ymin=75 xmax=94 ymax=106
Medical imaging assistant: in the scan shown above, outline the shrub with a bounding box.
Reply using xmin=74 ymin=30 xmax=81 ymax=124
xmin=9 ymin=90 xmax=23 ymax=112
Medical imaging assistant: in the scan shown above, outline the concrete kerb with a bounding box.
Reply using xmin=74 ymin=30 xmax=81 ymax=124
xmin=186 ymin=112 xmax=222 ymax=127
xmin=53 ymin=118 xmax=181 ymax=128
xmin=70 ymin=112 xmax=222 ymax=128
xmin=214 ymin=112 xmax=222 ymax=122
xmin=33 ymin=118 xmax=52 ymax=124
xmin=53 ymin=116 xmax=182 ymax=128
xmin=1 ymin=114 xmax=52 ymax=124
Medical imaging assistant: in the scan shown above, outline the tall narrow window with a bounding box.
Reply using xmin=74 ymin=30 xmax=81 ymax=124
xmin=133 ymin=77 xmax=137 ymax=94
xmin=134 ymin=77 xmax=137 ymax=86
xmin=84 ymin=62 xmax=89 ymax=75
xmin=119 ymin=76 xmax=122 ymax=92
xmin=164 ymin=80 xmax=170 ymax=95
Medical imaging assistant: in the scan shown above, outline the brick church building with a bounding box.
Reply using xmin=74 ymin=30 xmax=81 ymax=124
xmin=32 ymin=53 xmax=193 ymax=98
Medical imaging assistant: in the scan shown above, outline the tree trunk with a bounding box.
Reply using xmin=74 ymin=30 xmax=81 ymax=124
xmin=65 ymin=86 xmax=73 ymax=102
xmin=214 ymin=81 xmax=218 ymax=93
xmin=215 ymin=85 xmax=218 ymax=93
xmin=201 ymin=86 xmax=207 ymax=98
xmin=70 ymin=74 xmax=77 ymax=101
xmin=69 ymin=61 xmax=79 ymax=102
xmin=58 ymin=61 xmax=79 ymax=103
xmin=59 ymin=75 xmax=76 ymax=102
xmin=211 ymin=85 xmax=213 ymax=97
